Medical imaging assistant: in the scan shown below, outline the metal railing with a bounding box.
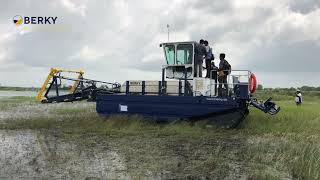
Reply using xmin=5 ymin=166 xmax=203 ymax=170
xmin=207 ymin=69 xmax=252 ymax=97
xmin=121 ymin=70 xmax=253 ymax=98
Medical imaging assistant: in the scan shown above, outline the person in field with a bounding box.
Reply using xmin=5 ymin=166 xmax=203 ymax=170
xmin=295 ymin=90 xmax=302 ymax=106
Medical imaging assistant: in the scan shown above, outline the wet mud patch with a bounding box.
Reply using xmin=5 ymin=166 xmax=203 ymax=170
xmin=0 ymin=129 xmax=251 ymax=179
xmin=0 ymin=130 xmax=128 ymax=179
xmin=108 ymin=136 xmax=249 ymax=179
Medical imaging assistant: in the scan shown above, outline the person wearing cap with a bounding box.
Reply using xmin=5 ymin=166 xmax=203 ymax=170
xmin=295 ymin=90 xmax=302 ymax=106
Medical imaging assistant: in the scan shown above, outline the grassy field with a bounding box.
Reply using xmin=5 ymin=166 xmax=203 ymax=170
xmin=0 ymin=92 xmax=319 ymax=179
xmin=0 ymin=86 xmax=39 ymax=91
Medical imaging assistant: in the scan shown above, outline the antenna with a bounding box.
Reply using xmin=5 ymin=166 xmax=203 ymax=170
xmin=167 ymin=24 xmax=170 ymax=42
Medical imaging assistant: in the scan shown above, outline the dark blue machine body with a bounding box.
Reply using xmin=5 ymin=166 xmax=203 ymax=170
xmin=96 ymin=94 xmax=248 ymax=122
xmin=38 ymin=41 xmax=280 ymax=128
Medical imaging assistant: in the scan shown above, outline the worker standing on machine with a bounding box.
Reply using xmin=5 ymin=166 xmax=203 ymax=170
xmin=211 ymin=61 xmax=218 ymax=95
xmin=204 ymin=40 xmax=214 ymax=78
xmin=194 ymin=39 xmax=207 ymax=77
xmin=218 ymin=53 xmax=231 ymax=96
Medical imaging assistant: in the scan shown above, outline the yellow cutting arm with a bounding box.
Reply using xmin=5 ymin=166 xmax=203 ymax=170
xmin=36 ymin=68 xmax=84 ymax=102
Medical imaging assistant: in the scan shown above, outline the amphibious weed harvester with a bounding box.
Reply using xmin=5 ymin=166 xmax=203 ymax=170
xmin=37 ymin=41 xmax=280 ymax=128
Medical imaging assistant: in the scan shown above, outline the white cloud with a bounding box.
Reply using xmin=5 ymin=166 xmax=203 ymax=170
xmin=141 ymin=54 xmax=162 ymax=63
xmin=60 ymin=0 xmax=87 ymax=17
xmin=0 ymin=51 xmax=5 ymax=62
xmin=71 ymin=45 xmax=104 ymax=61
xmin=0 ymin=0 xmax=319 ymax=87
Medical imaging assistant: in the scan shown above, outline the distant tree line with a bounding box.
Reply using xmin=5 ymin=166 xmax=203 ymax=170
xmin=1 ymin=83 xmax=319 ymax=92
xmin=257 ymin=84 xmax=320 ymax=92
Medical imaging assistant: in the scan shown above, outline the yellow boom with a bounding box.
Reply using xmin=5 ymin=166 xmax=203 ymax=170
xmin=36 ymin=68 xmax=84 ymax=102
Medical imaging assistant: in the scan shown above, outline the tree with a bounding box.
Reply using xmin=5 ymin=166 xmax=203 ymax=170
xmin=257 ymin=84 xmax=263 ymax=90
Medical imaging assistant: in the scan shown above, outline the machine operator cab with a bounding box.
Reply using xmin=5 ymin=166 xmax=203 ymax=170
xmin=160 ymin=41 xmax=217 ymax=97
xmin=160 ymin=41 xmax=252 ymax=98
xmin=160 ymin=41 xmax=195 ymax=80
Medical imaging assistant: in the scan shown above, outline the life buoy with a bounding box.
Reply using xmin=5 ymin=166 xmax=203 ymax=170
xmin=249 ymin=73 xmax=257 ymax=93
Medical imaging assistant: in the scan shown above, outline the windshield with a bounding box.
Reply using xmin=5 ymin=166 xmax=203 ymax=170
xmin=164 ymin=45 xmax=175 ymax=65
xmin=177 ymin=44 xmax=193 ymax=64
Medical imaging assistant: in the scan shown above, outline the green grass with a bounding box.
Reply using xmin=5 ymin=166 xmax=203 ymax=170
xmin=0 ymin=94 xmax=320 ymax=179
xmin=239 ymin=98 xmax=320 ymax=180
xmin=0 ymin=113 xmax=226 ymax=139
xmin=0 ymin=96 xmax=36 ymax=110
xmin=241 ymin=101 xmax=320 ymax=135
xmin=0 ymin=86 xmax=39 ymax=91
xmin=0 ymin=86 xmax=38 ymax=91
xmin=254 ymin=89 xmax=320 ymax=101
xmin=0 ymin=96 xmax=36 ymax=102
xmin=53 ymin=107 xmax=94 ymax=114
xmin=245 ymin=134 xmax=320 ymax=180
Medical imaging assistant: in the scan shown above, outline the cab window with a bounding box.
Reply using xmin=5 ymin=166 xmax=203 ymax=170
xmin=177 ymin=44 xmax=193 ymax=64
xmin=164 ymin=45 xmax=175 ymax=65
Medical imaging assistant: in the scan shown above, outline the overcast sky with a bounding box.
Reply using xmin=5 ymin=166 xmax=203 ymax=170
xmin=0 ymin=0 xmax=319 ymax=88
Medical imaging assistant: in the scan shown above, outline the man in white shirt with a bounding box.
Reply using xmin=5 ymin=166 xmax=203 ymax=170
xmin=295 ymin=90 xmax=302 ymax=106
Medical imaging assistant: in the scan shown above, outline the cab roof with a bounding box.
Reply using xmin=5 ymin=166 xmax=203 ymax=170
xmin=160 ymin=41 xmax=197 ymax=47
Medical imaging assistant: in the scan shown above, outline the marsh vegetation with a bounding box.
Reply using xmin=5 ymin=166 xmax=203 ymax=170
xmin=0 ymin=90 xmax=319 ymax=179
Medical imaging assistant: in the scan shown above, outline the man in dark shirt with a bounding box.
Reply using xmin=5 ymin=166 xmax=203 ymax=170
xmin=211 ymin=61 xmax=218 ymax=95
xmin=218 ymin=53 xmax=231 ymax=96
xmin=194 ymin=39 xmax=207 ymax=77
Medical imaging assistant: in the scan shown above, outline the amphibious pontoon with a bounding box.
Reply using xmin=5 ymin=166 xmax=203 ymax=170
xmin=37 ymin=41 xmax=280 ymax=128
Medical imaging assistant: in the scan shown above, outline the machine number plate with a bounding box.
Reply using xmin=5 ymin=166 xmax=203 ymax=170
xmin=119 ymin=104 xmax=128 ymax=112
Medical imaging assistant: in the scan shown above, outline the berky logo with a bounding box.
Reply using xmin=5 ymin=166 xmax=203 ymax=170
xmin=13 ymin=15 xmax=58 ymax=26
xmin=13 ymin=15 xmax=23 ymax=25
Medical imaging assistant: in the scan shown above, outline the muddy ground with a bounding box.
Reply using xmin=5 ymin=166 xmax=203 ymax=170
xmin=0 ymin=130 xmax=250 ymax=179
xmin=0 ymin=99 xmax=294 ymax=179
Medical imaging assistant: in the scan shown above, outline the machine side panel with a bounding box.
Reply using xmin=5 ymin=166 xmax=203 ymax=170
xmin=96 ymin=94 xmax=242 ymax=121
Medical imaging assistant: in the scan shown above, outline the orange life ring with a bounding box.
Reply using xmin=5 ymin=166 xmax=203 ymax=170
xmin=249 ymin=73 xmax=257 ymax=93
